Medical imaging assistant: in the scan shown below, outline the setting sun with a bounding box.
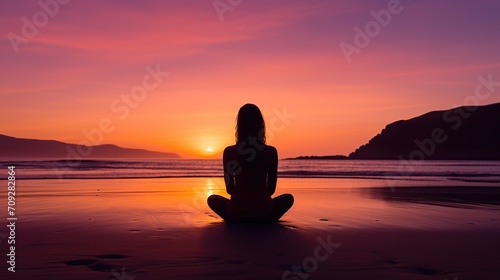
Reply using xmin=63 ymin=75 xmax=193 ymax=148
xmin=206 ymin=147 xmax=214 ymax=153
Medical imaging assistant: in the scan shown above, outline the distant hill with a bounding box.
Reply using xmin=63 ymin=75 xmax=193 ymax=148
xmin=349 ymin=103 xmax=500 ymax=160
xmin=0 ymin=134 xmax=181 ymax=159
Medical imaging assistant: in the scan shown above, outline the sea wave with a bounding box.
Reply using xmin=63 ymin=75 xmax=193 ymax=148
xmin=1 ymin=159 xmax=499 ymax=183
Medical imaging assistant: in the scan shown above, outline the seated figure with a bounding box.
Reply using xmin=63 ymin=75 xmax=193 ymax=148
xmin=207 ymin=103 xmax=294 ymax=223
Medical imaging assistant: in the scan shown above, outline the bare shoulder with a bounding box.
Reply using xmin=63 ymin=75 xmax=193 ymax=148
xmin=265 ymin=145 xmax=277 ymax=152
xmin=224 ymin=145 xmax=277 ymax=158
xmin=264 ymin=145 xmax=278 ymax=157
xmin=224 ymin=145 xmax=237 ymax=152
xmin=223 ymin=145 xmax=237 ymax=157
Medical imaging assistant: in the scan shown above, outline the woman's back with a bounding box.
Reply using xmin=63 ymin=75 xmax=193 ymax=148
xmin=223 ymin=144 xmax=278 ymax=200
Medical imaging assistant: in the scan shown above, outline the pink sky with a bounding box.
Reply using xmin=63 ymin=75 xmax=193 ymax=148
xmin=1 ymin=0 xmax=500 ymax=158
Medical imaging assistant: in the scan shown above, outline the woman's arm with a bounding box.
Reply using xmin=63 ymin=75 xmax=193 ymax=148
xmin=223 ymin=147 xmax=236 ymax=195
xmin=267 ymin=147 xmax=278 ymax=196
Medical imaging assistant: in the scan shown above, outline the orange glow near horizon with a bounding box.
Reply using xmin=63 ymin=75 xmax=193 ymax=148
xmin=1 ymin=1 xmax=500 ymax=158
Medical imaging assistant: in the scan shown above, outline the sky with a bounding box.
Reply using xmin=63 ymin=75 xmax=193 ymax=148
xmin=1 ymin=0 xmax=499 ymax=158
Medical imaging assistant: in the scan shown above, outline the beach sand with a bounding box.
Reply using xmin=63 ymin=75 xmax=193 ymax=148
xmin=1 ymin=178 xmax=499 ymax=279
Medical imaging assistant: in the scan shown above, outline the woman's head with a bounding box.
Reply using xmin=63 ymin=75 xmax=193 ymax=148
xmin=236 ymin=103 xmax=266 ymax=144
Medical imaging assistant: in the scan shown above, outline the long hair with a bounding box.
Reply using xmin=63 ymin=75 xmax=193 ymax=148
xmin=235 ymin=104 xmax=266 ymax=144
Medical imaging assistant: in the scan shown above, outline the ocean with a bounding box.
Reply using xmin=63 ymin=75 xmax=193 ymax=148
xmin=1 ymin=159 xmax=499 ymax=186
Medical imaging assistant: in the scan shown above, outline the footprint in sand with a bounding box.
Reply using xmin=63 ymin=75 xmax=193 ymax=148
xmin=88 ymin=261 xmax=115 ymax=272
xmin=96 ymin=254 xmax=128 ymax=259
xmin=385 ymin=258 xmax=400 ymax=265
xmin=64 ymin=254 xmax=130 ymax=272
xmin=64 ymin=259 xmax=98 ymax=266
xmin=403 ymin=266 xmax=444 ymax=276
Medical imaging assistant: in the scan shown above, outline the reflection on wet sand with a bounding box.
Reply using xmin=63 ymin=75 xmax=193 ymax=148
xmin=364 ymin=186 xmax=500 ymax=208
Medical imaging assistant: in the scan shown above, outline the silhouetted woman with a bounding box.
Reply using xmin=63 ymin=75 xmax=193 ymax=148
xmin=207 ymin=103 xmax=294 ymax=223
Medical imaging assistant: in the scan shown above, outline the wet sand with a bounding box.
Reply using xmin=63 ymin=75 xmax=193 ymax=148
xmin=1 ymin=178 xmax=499 ymax=279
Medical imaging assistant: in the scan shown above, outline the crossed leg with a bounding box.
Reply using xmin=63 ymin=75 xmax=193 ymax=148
xmin=207 ymin=194 xmax=231 ymax=221
xmin=207 ymin=194 xmax=294 ymax=223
